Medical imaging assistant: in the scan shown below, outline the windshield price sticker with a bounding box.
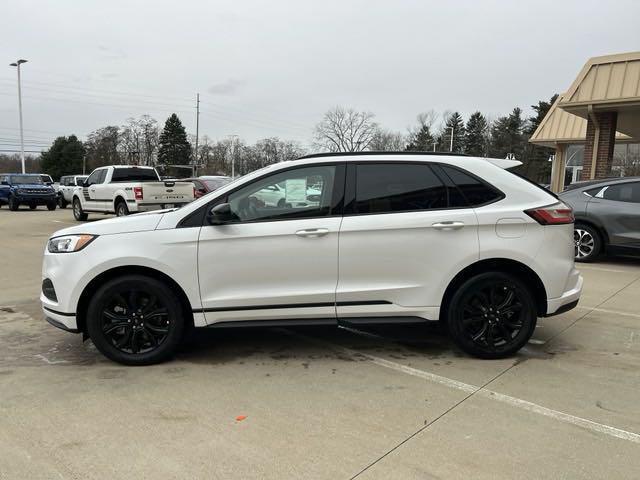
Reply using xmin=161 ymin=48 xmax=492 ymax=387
xmin=285 ymin=178 xmax=307 ymax=203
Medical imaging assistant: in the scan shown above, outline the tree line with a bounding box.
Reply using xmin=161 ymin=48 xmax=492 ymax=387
xmin=1 ymin=95 xmax=557 ymax=182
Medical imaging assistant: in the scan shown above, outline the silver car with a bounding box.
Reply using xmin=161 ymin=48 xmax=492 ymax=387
xmin=559 ymin=177 xmax=640 ymax=262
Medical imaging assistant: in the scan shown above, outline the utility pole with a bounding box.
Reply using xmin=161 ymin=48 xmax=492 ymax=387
xmin=9 ymin=59 xmax=27 ymax=173
xmin=194 ymin=93 xmax=200 ymax=177
xmin=432 ymin=141 xmax=437 ymax=152
xmin=449 ymin=126 xmax=454 ymax=152
xmin=228 ymin=134 xmax=239 ymax=179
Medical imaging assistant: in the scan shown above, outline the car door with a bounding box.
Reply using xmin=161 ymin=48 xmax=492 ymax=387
xmin=0 ymin=175 xmax=9 ymax=204
xmin=81 ymin=169 xmax=101 ymax=210
xmin=588 ymin=181 xmax=640 ymax=249
xmin=336 ymin=162 xmax=479 ymax=320
xmin=197 ymin=163 xmax=345 ymax=325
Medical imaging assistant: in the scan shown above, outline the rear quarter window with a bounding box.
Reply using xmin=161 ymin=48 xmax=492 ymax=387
xmin=439 ymin=165 xmax=503 ymax=206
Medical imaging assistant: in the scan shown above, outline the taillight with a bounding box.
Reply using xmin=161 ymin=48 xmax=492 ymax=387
xmin=193 ymin=186 xmax=197 ymax=198
xmin=134 ymin=186 xmax=143 ymax=200
xmin=525 ymin=202 xmax=574 ymax=225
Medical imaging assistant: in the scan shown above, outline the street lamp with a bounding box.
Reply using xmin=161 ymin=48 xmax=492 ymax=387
xmin=9 ymin=59 xmax=28 ymax=174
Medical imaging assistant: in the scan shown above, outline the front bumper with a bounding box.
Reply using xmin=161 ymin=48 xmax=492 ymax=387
xmin=15 ymin=193 xmax=56 ymax=204
xmin=42 ymin=296 xmax=79 ymax=332
xmin=545 ymin=269 xmax=583 ymax=316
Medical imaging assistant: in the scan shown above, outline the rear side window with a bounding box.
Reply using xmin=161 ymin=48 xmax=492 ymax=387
xmin=601 ymin=182 xmax=640 ymax=203
xmin=354 ymin=163 xmax=447 ymax=214
xmin=111 ymin=168 xmax=159 ymax=183
xmin=440 ymin=165 xmax=502 ymax=206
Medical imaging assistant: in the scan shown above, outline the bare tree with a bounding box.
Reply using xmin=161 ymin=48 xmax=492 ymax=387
xmin=119 ymin=115 xmax=159 ymax=166
xmin=369 ymin=129 xmax=407 ymax=151
xmin=314 ymin=107 xmax=378 ymax=152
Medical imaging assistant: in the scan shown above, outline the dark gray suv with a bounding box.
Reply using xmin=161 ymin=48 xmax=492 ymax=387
xmin=559 ymin=177 xmax=640 ymax=262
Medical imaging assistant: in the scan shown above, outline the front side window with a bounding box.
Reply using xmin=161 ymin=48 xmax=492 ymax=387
xmin=227 ymin=165 xmax=336 ymax=222
xmin=601 ymin=182 xmax=640 ymax=203
xmin=85 ymin=169 xmax=104 ymax=186
xmin=354 ymin=163 xmax=447 ymax=214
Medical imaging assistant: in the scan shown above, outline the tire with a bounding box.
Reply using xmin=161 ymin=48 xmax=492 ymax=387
xmin=574 ymin=223 xmax=602 ymax=263
xmin=47 ymin=201 xmax=56 ymax=211
xmin=8 ymin=196 xmax=19 ymax=211
xmin=29 ymin=204 xmax=37 ymax=210
xmin=115 ymin=200 xmax=129 ymax=217
xmin=86 ymin=275 xmax=185 ymax=365
xmin=447 ymin=272 xmax=537 ymax=359
xmin=58 ymin=196 xmax=67 ymax=209
xmin=72 ymin=198 xmax=88 ymax=221
xmin=277 ymin=198 xmax=286 ymax=208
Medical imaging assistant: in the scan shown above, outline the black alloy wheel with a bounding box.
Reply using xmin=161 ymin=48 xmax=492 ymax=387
xmin=447 ymin=272 xmax=537 ymax=359
xmin=86 ymin=275 xmax=184 ymax=365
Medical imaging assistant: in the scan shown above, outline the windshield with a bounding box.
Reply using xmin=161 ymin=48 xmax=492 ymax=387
xmin=203 ymin=177 xmax=232 ymax=190
xmin=12 ymin=175 xmax=43 ymax=185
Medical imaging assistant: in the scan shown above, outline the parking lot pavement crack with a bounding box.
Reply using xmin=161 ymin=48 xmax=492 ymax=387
xmin=347 ymin=363 xmax=520 ymax=480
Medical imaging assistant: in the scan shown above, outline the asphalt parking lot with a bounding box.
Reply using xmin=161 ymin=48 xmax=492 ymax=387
xmin=1 ymin=208 xmax=639 ymax=479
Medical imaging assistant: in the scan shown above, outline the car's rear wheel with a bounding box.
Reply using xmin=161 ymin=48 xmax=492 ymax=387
xmin=447 ymin=272 xmax=537 ymax=359
xmin=574 ymin=224 xmax=601 ymax=262
xmin=115 ymin=200 xmax=129 ymax=217
xmin=86 ymin=275 xmax=185 ymax=365
xmin=73 ymin=198 xmax=88 ymax=221
xmin=8 ymin=196 xmax=19 ymax=211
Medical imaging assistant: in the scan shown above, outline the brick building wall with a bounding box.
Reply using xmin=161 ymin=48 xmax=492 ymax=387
xmin=581 ymin=112 xmax=618 ymax=180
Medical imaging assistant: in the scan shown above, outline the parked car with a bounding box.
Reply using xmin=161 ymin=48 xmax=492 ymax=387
xmin=57 ymin=175 xmax=88 ymax=208
xmin=40 ymin=174 xmax=54 ymax=185
xmin=0 ymin=173 xmax=57 ymax=211
xmin=250 ymin=181 xmax=322 ymax=207
xmin=184 ymin=175 xmax=232 ymax=199
xmin=42 ymin=152 xmax=581 ymax=365
xmin=559 ymin=176 xmax=640 ymax=262
xmin=71 ymin=165 xmax=195 ymax=221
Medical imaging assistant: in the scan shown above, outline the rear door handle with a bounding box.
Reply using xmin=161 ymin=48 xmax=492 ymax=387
xmin=432 ymin=221 xmax=465 ymax=231
xmin=296 ymin=228 xmax=329 ymax=238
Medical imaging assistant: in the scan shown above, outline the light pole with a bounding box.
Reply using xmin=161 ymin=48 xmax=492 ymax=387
xmin=449 ymin=126 xmax=454 ymax=152
xmin=228 ymin=134 xmax=239 ymax=179
xmin=9 ymin=59 xmax=28 ymax=173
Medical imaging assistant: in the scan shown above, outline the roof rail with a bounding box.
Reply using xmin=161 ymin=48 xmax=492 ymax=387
xmin=298 ymin=151 xmax=469 ymax=160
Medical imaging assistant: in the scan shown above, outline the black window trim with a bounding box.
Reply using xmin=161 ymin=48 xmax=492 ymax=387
xmin=597 ymin=180 xmax=640 ymax=204
xmin=342 ymin=160 xmax=504 ymax=218
xmin=178 ymin=162 xmax=346 ymax=228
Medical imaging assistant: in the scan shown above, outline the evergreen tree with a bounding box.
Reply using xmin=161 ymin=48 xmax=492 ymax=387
xmin=405 ymin=124 xmax=434 ymax=151
xmin=489 ymin=108 xmax=525 ymax=159
xmin=40 ymin=135 xmax=86 ymax=180
xmin=520 ymin=94 xmax=559 ymax=180
xmin=157 ymin=113 xmax=191 ymax=166
xmin=443 ymin=112 xmax=465 ymax=153
xmin=463 ymin=112 xmax=488 ymax=156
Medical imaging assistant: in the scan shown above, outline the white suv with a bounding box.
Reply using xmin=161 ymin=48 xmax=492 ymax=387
xmin=41 ymin=153 xmax=582 ymax=365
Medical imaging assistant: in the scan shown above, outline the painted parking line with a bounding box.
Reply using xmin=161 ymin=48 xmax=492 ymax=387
xmin=578 ymin=265 xmax=640 ymax=275
xmin=284 ymin=330 xmax=640 ymax=445
xmin=576 ymin=305 xmax=640 ymax=319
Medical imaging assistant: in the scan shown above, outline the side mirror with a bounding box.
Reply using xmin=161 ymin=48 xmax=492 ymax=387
xmin=207 ymin=203 xmax=233 ymax=225
xmin=83 ymin=181 xmax=90 ymax=187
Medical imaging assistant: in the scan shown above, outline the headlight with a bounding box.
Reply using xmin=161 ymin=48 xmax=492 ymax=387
xmin=47 ymin=234 xmax=97 ymax=253
xmin=16 ymin=188 xmax=24 ymax=194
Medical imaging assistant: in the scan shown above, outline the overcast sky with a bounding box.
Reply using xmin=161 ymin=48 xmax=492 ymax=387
xmin=1 ymin=0 xmax=639 ymax=152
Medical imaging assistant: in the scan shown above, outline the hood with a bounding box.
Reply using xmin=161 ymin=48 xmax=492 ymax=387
xmin=51 ymin=211 xmax=166 ymax=238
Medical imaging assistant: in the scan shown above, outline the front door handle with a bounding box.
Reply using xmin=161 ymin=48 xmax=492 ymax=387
xmin=432 ymin=221 xmax=465 ymax=231
xmin=296 ymin=228 xmax=329 ymax=238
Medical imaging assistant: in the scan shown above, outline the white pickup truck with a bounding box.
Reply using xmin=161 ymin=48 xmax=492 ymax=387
xmin=71 ymin=165 xmax=194 ymax=221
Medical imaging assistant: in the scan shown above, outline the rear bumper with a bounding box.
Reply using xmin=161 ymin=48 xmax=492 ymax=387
xmin=545 ymin=270 xmax=583 ymax=316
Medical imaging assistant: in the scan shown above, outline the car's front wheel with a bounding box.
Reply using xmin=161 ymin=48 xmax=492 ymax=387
xmin=8 ymin=196 xmax=19 ymax=211
xmin=86 ymin=275 xmax=185 ymax=365
xmin=72 ymin=198 xmax=88 ymax=221
xmin=447 ymin=272 xmax=537 ymax=359
xmin=574 ymin=224 xmax=601 ymax=262
xmin=58 ymin=196 xmax=67 ymax=209
xmin=47 ymin=201 xmax=56 ymax=211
